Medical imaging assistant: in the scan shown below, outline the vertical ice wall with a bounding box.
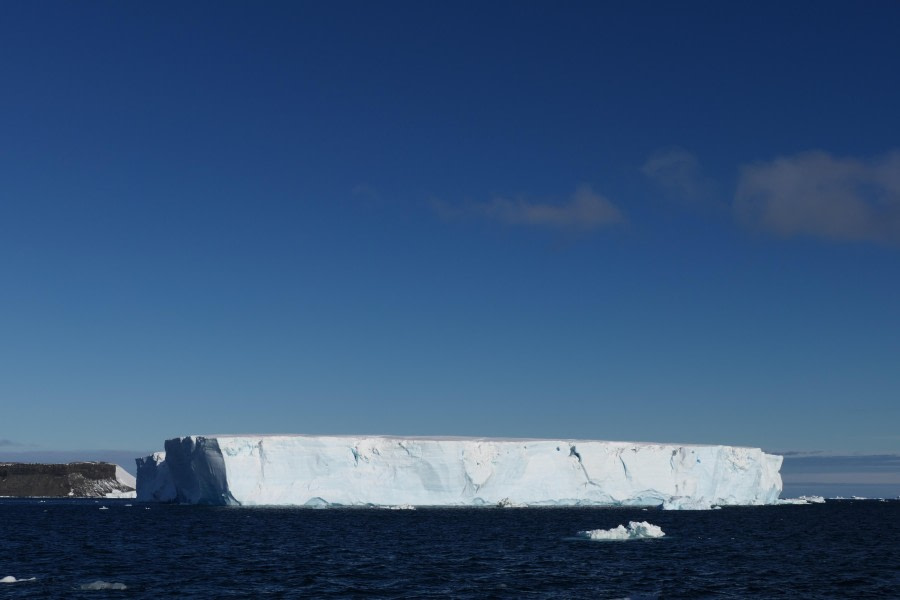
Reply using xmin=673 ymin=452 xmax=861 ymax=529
xmin=136 ymin=434 xmax=783 ymax=508
xmin=135 ymin=452 xmax=176 ymax=502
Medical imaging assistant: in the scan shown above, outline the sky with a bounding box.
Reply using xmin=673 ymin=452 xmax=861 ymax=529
xmin=1 ymin=2 xmax=898 ymax=495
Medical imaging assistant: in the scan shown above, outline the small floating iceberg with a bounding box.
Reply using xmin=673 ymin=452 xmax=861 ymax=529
xmin=80 ymin=581 xmax=127 ymax=590
xmin=577 ymin=521 xmax=665 ymax=541
xmin=1 ymin=576 xmax=36 ymax=583
xmin=778 ymin=495 xmax=826 ymax=505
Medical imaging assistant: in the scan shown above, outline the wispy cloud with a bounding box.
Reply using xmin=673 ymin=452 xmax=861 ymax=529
xmin=434 ymin=185 xmax=624 ymax=232
xmin=0 ymin=439 xmax=23 ymax=447
xmin=735 ymin=150 xmax=900 ymax=243
xmin=642 ymin=148 xmax=716 ymax=207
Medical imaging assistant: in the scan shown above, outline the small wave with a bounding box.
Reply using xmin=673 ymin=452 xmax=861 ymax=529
xmin=80 ymin=580 xmax=127 ymax=590
xmin=1 ymin=576 xmax=36 ymax=584
xmin=577 ymin=521 xmax=665 ymax=541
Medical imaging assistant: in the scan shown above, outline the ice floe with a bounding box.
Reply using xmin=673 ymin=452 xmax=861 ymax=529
xmin=777 ymin=495 xmax=826 ymax=505
xmin=104 ymin=489 xmax=137 ymax=499
xmin=80 ymin=581 xmax=127 ymax=590
xmin=1 ymin=576 xmax=36 ymax=584
xmin=577 ymin=521 xmax=665 ymax=541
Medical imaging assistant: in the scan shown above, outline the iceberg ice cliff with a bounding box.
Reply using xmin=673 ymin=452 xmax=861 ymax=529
xmin=136 ymin=434 xmax=783 ymax=509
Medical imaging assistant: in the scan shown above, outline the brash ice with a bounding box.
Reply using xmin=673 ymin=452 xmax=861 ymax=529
xmin=136 ymin=434 xmax=783 ymax=509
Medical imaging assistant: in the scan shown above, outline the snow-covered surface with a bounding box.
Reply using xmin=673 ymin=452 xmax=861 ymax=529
xmin=104 ymin=489 xmax=137 ymax=499
xmin=115 ymin=465 xmax=136 ymax=489
xmin=137 ymin=434 xmax=783 ymax=508
xmin=577 ymin=521 xmax=665 ymax=540
xmin=104 ymin=466 xmax=137 ymax=498
xmin=65 ymin=463 xmax=137 ymax=498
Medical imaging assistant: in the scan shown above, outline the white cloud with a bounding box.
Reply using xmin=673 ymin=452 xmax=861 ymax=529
xmin=642 ymin=148 xmax=715 ymax=205
xmin=435 ymin=185 xmax=624 ymax=231
xmin=735 ymin=150 xmax=900 ymax=243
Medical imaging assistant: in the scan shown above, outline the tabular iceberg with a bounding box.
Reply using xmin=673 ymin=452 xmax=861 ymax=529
xmin=136 ymin=434 xmax=783 ymax=509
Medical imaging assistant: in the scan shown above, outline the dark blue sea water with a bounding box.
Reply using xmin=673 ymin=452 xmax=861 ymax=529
xmin=1 ymin=499 xmax=898 ymax=598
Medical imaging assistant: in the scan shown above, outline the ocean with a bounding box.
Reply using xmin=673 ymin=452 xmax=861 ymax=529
xmin=1 ymin=499 xmax=897 ymax=598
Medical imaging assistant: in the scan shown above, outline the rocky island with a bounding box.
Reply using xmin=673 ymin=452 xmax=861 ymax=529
xmin=0 ymin=462 xmax=136 ymax=498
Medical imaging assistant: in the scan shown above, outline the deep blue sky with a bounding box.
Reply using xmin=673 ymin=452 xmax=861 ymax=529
xmin=1 ymin=2 xmax=898 ymax=491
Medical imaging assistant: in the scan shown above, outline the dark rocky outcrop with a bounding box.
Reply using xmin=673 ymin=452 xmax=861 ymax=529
xmin=0 ymin=462 xmax=135 ymax=498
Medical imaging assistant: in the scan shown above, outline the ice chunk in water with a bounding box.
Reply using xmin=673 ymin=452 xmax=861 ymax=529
xmin=80 ymin=581 xmax=127 ymax=590
xmin=1 ymin=576 xmax=36 ymax=584
xmin=577 ymin=521 xmax=665 ymax=540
